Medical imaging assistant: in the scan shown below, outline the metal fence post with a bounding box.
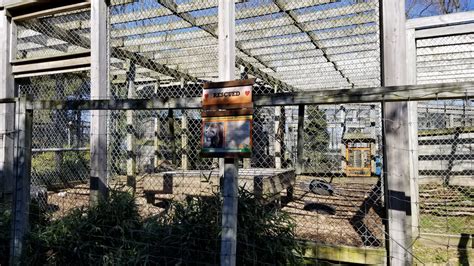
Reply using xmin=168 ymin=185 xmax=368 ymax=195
xmin=10 ymin=97 xmax=33 ymax=264
xmin=218 ymin=0 xmax=237 ymax=265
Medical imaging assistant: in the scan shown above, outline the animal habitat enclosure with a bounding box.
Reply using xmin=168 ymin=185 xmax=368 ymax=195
xmin=0 ymin=0 xmax=473 ymax=265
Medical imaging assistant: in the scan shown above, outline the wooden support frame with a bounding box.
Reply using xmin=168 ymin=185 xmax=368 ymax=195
xmin=0 ymin=8 xmax=15 ymax=202
xmin=89 ymin=0 xmax=108 ymax=204
xmin=406 ymin=27 xmax=420 ymax=240
xmin=126 ymin=61 xmax=136 ymax=192
xmin=12 ymin=53 xmax=91 ymax=76
xmin=21 ymin=81 xmax=474 ymax=111
xmin=153 ymin=82 xmax=161 ymax=171
xmin=296 ymin=104 xmax=305 ymax=175
xmin=9 ymin=97 xmax=33 ymax=264
xmin=11 ymin=2 xmax=90 ymax=21
xmin=381 ymin=1 xmax=412 ymax=265
xmin=218 ymin=1 xmax=238 ymax=265
xmin=406 ymin=10 xmax=474 ymax=30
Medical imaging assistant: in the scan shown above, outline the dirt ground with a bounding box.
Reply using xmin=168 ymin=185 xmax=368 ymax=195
xmin=46 ymin=174 xmax=385 ymax=248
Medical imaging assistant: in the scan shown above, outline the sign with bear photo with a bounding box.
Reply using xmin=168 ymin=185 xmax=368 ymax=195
xmin=201 ymin=116 xmax=252 ymax=157
xmin=200 ymin=79 xmax=254 ymax=158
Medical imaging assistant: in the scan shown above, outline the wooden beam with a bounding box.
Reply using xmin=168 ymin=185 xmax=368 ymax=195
xmin=89 ymin=0 xmax=108 ymax=204
xmin=12 ymin=55 xmax=90 ymax=74
xmin=296 ymin=104 xmax=304 ymax=175
xmin=217 ymin=1 xmax=238 ymax=265
xmin=10 ymin=97 xmax=33 ymax=264
xmin=24 ymin=81 xmax=474 ymax=111
xmin=381 ymin=1 xmax=412 ymax=265
xmin=406 ymin=28 xmax=420 ymax=239
xmin=415 ymin=23 xmax=474 ymax=39
xmin=406 ymin=10 xmax=474 ymax=29
xmin=0 ymin=9 xmax=15 ymax=204
xmin=126 ymin=61 xmax=136 ymax=193
xmin=12 ymin=2 xmax=90 ymax=21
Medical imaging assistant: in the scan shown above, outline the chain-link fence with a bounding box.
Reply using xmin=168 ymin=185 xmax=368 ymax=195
xmin=412 ymin=28 xmax=474 ymax=265
xmin=1 ymin=0 xmax=474 ymax=265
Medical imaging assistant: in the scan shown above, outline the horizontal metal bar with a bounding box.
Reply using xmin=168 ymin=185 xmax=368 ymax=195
xmin=19 ymin=81 xmax=474 ymax=110
xmin=32 ymin=147 xmax=89 ymax=153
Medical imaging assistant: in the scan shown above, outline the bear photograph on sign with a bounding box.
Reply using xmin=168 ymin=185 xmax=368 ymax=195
xmin=201 ymin=79 xmax=254 ymax=157
xmin=203 ymin=122 xmax=224 ymax=149
xmin=201 ymin=116 xmax=252 ymax=156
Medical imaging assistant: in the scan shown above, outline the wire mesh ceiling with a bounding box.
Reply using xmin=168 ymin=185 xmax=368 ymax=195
xmin=15 ymin=0 xmax=382 ymax=92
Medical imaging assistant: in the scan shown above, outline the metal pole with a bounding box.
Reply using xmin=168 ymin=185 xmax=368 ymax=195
xmin=218 ymin=0 xmax=237 ymax=265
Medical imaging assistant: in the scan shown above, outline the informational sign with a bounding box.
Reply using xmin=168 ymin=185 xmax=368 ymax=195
xmin=201 ymin=116 xmax=252 ymax=157
xmin=201 ymin=79 xmax=255 ymax=158
xmin=202 ymin=85 xmax=252 ymax=107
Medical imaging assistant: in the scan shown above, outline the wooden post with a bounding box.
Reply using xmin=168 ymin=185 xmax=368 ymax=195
xmin=406 ymin=28 xmax=420 ymax=239
xmin=381 ymin=1 xmax=412 ymax=265
xmin=10 ymin=97 xmax=33 ymax=264
xmin=274 ymin=86 xmax=282 ymax=169
xmin=126 ymin=61 xmax=136 ymax=192
xmin=153 ymin=82 xmax=160 ymax=171
xmin=240 ymin=65 xmax=251 ymax=169
xmin=167 ymin=109 xmax=176 ymax=166
xmin=54 ymin=79 xmax=64 ymax=175
xmin=181 ymin=110 xmax=188 ymax=170
xmin=296 ymin=105 xmax=305 ymax=175
xmin=179 ymin=74 xmax=188 ymax=170
xmin=0 ymin=9 xmax=15 ymax=202
xmin=340 ymin=106 xmax=347 ymax=173
xmin=90 ymin=0 xmax=109 ymax=204
xmin=218 ymin=0 xmax=238 ymax=265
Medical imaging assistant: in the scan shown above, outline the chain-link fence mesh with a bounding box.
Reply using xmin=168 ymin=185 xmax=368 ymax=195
xmin=236 ymin=0 xmax=381 ymax=93
xmin=417 ymin=33 xmax=474 ymax=85
xmin=413 ymin=29 xmax=474 ymax=265
xmin=4 ymin=0 xmax=474 ymax=265
xmin=16 ymin=8 xmax=91 ymax=60
xmin=16 ymin=72 xmax=91 ymax=218
xmin=414 ymin=98 xmax=474 ymax=264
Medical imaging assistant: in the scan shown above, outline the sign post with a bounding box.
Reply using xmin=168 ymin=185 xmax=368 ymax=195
xmin=201 ymin=78 xmax=254 ymax=266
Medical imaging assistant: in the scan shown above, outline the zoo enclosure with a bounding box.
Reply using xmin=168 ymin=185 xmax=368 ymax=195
xmin=7 ymin=82 xmax=474 ymax=264
xmin=0 ymin=0 xmax=473 ymax=265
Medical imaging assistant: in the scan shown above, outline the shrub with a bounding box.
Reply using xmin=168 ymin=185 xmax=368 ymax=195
xmin=0 ymin=203 xmax=11 ymax=265
xmin=25 ymin=189 xmax=303 ymax=265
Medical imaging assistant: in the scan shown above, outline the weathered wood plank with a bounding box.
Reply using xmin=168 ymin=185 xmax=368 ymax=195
xmin=12 ymin=55 xmax=90 ymax=74
xmin=406 ymin=10 xmax=474 ymax=29
xmin=24 ymin=81 xmax=474 ymax=110
xmin=382 ymin=1 xmax=412 ymax=264
xmin=89 ymin=0 xmax=108 ymax=204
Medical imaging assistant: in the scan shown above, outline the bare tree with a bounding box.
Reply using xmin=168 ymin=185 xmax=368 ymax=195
xmin=406 ymin=0 xmax=472 ymax=18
